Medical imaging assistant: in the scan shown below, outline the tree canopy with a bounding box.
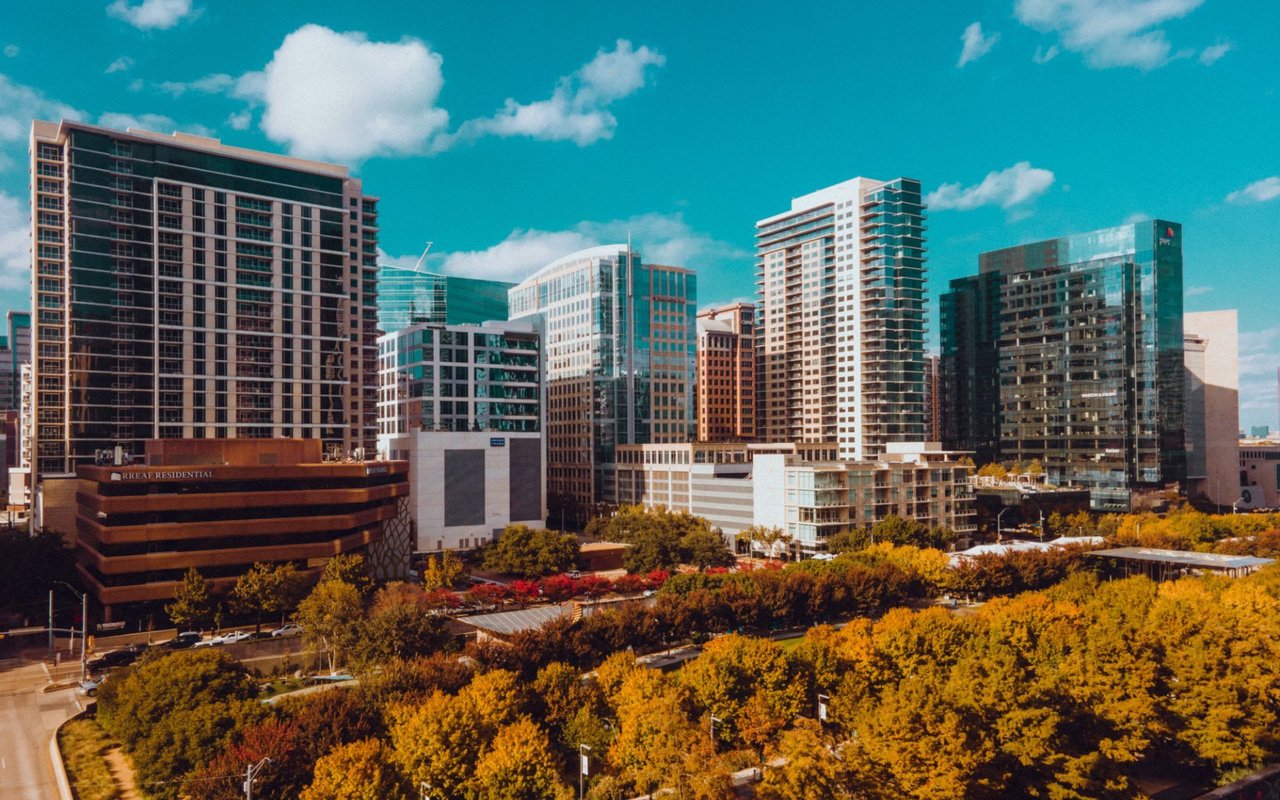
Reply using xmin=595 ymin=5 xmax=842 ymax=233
xmin=481 ymin=524 xmax=580 ymax=578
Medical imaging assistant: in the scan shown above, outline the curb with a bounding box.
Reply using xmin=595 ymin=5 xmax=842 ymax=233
xmin=49 ymin=711 xmax=80 ymax=800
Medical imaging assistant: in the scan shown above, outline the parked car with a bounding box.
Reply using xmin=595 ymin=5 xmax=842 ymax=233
xmin=271 ymin=622 xmax=303 ymax=638
xmin=87 ymin=643 xmax=147 ymax=670
xmin=77 ymin=678 xmax=100 ymax=697
xmin=191 ymin=637 xmax=216 ymax=648
xmin=214 ymin=631 xmax=253 ymax=646
xmin=164 ymin=632 xmax=203 ymax=650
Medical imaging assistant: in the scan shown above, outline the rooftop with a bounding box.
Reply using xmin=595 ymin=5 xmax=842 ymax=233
xmin=1088 ymin=547 xmax=1275 ymax=571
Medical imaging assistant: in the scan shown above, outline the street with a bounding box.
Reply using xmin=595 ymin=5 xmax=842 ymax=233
xmin=0 ymin=661 xmax=83 ymax=800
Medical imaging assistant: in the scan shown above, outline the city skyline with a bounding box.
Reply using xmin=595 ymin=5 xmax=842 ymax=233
xmin=0 ymin=1 xmax=1277 ymax=428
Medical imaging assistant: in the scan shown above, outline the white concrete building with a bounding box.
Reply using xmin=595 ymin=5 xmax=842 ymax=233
xmin=614 ymin=441 xmax=975 ymax=556
xmin=1184 ymin=310 xmax=1239 ymax=508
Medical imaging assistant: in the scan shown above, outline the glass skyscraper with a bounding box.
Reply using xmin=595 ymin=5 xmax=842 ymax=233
xmin=941 ymin=220 xmax=1185 ymax=508
xmin=509 ymin=245 xmax=695 ymax=515
xmin=376 ymin=265 xmax=512 ymax=334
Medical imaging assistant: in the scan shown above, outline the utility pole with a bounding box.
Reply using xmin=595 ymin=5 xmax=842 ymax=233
xmin=578 ymin=743 xmax=591 ymax=800
xmin=47 ymin=590 xmax=53 ymax=658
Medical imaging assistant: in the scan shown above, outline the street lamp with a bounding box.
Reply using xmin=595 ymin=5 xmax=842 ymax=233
xmin=709 ymin=714 xmax=724 ymax=749
xmin=54 ymin=581 xmax=88 ymax=684
xmin=1024 ymin=496 xmax=1045 ymax=541
xmin=578 ymin=743 xmax=591 ymax=800
xmin=996 ymin=507 xmax=1013 ymax=542
xmin=242 ymin=757 xmax=271 ymax=800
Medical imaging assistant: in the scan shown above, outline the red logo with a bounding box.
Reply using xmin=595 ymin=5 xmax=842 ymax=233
xmin=1165 ymin=226 xmax=1174 ymax=238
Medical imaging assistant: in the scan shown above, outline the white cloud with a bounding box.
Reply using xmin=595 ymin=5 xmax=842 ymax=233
xmin=394 ymin=212 xmax=740 ymax=283
xmin=0 ymin=74 xmax=85 ymax=144
xmin=157 ymin=72 xmax=237 ymax=97
xmin=106 ymin=56 xmax=134 ymax=74
xmin=3 ymin=45 xmax=18 ymax=58
xmin=452 ymin=39 xmax=665 ymax=147
xmin=0 ymin=191 xmax=30 ymax=291
xmin=958 ymin=22 xmax=999 ymax=67
xmin=1014 ymin=0 xmax=1205 ymax=70
xmin=926 ymin=162 xmax=1056 ymax=211
xmin=1185 ymin=285 xmax=1213 ymax=297
xmin=107 ymin=0 xmax=196 ymax=31
xmin=1226 ymin=177 xmax=1280 ymax=204
xmin=1198 ymin=41 xmax=1231 ymax=65
xmin=226 ymin=110 xmax=252 ymax=130
xmin=1238 ymin=326 xmax=1280 ymax=419
xmin=1033 ymin=44 xmax=1060 ymax=63
xmin=252 ymin=24 xmax=448 ymax=162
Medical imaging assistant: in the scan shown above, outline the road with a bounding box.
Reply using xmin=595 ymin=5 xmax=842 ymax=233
xmin=0 ymin=661 xmax=83 ymax=800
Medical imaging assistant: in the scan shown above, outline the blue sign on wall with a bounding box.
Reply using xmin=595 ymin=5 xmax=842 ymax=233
xmin=490 ymin=438 xmax=506 ymax=447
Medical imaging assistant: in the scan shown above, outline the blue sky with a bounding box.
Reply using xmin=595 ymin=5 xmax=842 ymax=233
xmin=1 ymin=0 xmax=1277 ymax=429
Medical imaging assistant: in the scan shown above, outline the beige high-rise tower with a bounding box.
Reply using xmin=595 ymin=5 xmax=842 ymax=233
xmin=696 ymin=302 xmax=755 ymax=442
xmin=29 ymin=120 xmax=380 ymax=476
xmin=754 ymin=177 xmax=927 ymax=459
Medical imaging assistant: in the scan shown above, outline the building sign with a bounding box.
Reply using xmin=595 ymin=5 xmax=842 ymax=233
xmin=109 ymin=470 xmax=214 ymax=481
xmin=365 ymin=465 xmax=389 ymax=476
xmin=97 ymin=621 xmax=126 ymax=632
xmin=490 ymin=438 xmax=506 ymax=447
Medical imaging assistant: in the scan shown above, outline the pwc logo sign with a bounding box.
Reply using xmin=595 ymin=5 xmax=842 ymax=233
xmin=1158 ymin=224 xmax=1176 ymax=247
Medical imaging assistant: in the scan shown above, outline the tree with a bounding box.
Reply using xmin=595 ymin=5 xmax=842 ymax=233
xmin=977 ymin=463 xmax=1008 ymax=481
xmin=165 ymin=567 xmax=214 ymax=631
xmin=471 ymin=718 xmax=574 ymax=800
xmin=352 ymin=583 xmax=451 ymax=668
xmin=1027 ymin=459 xmax=1045 ymax=476
xmin=0 ymin=530 xmax=76 ymax=617
xmin=389 ymin=691 xmax=486 ymax=798
xmin=230 ymin=561 xmax=307 ymax=632
xmin=320 ymin=553 xmax=374 ymax=597
xmin=301 ymin=739 xmax=408 ymax=800
xmin=682 ymin=527 xmax=736 ymax=569
xmin=295 ymin=579 xmax=364 ymax=672
xmin=482 ymin=524 xmax=580 ymax=578
xmin=756 ymin=723 xmax=852 ymax=800
xmin=743 ymin=525 xmax=792 ymax=560
xmin=421 ymin=550 xmax=465 ymax=591
xmin=869 ymin=515 xmax=930 ymax=548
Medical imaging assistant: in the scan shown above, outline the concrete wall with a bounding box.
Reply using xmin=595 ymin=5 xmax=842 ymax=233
xmin=394 ymin=430 xmax=545 ymax=552
xmin=1185 ymin=311 xmax=1239 ymax=507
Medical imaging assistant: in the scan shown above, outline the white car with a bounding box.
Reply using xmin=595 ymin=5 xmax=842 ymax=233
xmin=271 ymin=623 xmax=303 ymax=638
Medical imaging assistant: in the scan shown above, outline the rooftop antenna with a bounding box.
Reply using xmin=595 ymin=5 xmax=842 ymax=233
xmin=413 ymin=242 xmax=435 ymax=272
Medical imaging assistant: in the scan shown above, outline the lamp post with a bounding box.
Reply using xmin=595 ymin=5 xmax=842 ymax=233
xmin=1024 ymin=497 xmax=1045 ymax=541
xmin=709 ymin=714 xmax=723 ymax=749
xmin=578 ymin=743 xmax=591 ymax=800
xmin=242 ymin=757 xmax=271 ymax=800
xmin=996 ymin=506 xmax=1013 ymax=542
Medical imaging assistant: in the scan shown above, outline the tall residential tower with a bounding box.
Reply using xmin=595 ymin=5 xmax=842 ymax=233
xmin=696 ymin=302 xmax=755 ymax=442
xmin=29 ymin=120 xmax=380 ymax=477
xmin=754 ymin=177 xmax=927 ymax=459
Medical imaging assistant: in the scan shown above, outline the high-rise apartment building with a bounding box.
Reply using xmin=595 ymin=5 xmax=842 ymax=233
xmin=509 ymin=245 xmax=695 ymax=514
xmin=755 ymin=177 xmax=927 ymax=460
xmin=29 ymin=120 xmax=380 ymax=477
xmin=941 ymin=220 xmax=1185 ymax=509
xmin=376 ymin=265 xmax=512 ymax=334
xmin=924 ymin=354 xmax=943 ymax=444
xmin=1183 ymin=310 xmax=1238 ymax=509
xmin=696 ymin=302 xmax=755 ymax=442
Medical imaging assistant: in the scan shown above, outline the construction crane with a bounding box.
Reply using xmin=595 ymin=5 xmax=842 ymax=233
xmin=412 ymin=242 xmax=435 ymax=272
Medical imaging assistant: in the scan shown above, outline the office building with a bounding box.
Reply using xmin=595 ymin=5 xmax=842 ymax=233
xmin=30 ymin=120 xmax=380 ymax=478
xmin=1183 ymin=310 xmax=1239 ymax=508
xmin=1252 ymin=426 xmax=1272 ymax=439
xmin=376 ymin=319 xmax=544 ymax=550
xmin=509 ymin=245 xmax=695 ymax=515
xmin=376 ymin=265 xmax=512 ymax=334
xmin=376 ymin=319 xmax=540 ymax=439
xmin=1240 ymin=441 xmax=1280 ymax=509
xmin=941 ymin=220 xmax=1185 ymax=509
xmin=614 ymin=441 xmax=975 ymax=556
xmin=74 ymin=439 xmax=410 ymax=621
xmin=696 ymin=302 xmax=755 ymax=442
xmin=755 ymin=177 xmax=927 ymax=460
xmin=0 ymin=311 xmax=31 ymax=411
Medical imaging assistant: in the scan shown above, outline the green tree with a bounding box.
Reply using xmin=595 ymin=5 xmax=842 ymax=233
xmin=681 ymin=526 xmax=736 ymax=568
xmin=352 ymin=583 xmax=451 ymax=668
xmin=869 ymin=515 xmax=930 ymax=548
xmin=165 ymin=567 xmax=214 ymax=630
xmin=482 ymin=524 xmax=580 ymax=578
xmin=230 ymin=561 xmax=308 ymax=632
xmin=295 ymin=579 xmax=364 ymax=672
xmin=421 ymin=549 xmax=464 ymax=591
xmin=471 ymin=718 xmax=574 ymax=800
xmin=743 ymin=524 xmax=792 ymax=560
xmin=301 ymin=739 xmax=408 ymax=800
xmin=320 ymin=553 xmax=374 ymax=597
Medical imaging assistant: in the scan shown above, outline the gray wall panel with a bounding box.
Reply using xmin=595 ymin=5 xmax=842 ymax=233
xmin=509 ymin=438 xmax=542 ymax=521
xmin=444 ymin=449 xmax=486 ymax=526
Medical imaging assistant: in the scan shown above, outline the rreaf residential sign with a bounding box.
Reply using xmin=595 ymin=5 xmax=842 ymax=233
xmin=108 ymin=470 xmax=215 ymax=481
